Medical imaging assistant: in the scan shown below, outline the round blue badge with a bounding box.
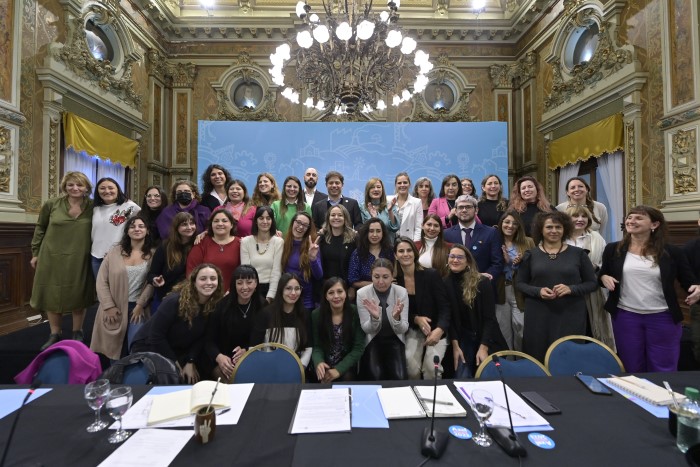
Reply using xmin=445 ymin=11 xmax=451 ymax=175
xmin=449 ymin=425 xmax=472 ymax=440
xmin=527 ymin=432 xmax=555 ymax=449
xmin=472 ymin=246 xmax=477 ymax=250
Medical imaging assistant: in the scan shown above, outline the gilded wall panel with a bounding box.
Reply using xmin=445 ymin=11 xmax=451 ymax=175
xmin=497 ymin=94 xmax=509 ymax=122
xmin=670 ymin=128 xmax=697 ymax=194
xmin=523 ymin=83 xmax=532 ymax=163
xmin=668 ymin=0 xmax=695 ymax=108
xmin=17 ymin=0 xmax=38 ymax=212
xmin=153 ymin=84 xmax=162 ymax=162
xmin=0 ymin=0 xmax=14 ymax=102
xmin=175 ymin=92 xmax=189 ymax=165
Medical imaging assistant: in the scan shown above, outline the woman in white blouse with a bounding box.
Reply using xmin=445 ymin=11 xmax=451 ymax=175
xmin=240 ymin=206 xmax=284 ymax=303
xmin=387 ymin=172 xmax=423 ymax=241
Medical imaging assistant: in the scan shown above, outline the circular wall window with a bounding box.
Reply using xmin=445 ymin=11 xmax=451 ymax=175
xmin=85 ymin=20 xmax=115 ymax=62
xmin=232 ymin=82 xmax=264 ymax=109
xmin=563 ymin=21 xmax=599 ymax=69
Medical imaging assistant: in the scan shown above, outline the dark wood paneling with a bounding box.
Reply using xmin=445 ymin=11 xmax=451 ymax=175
xmin=668 ymin=220 xmax=698 ymax=324
xmin=0 ymin=223 xmax=35 ymax=335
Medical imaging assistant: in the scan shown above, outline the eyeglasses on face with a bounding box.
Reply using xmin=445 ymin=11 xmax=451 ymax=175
xmin=448 ymin=254 xmax=467 ymax=260
xmin=284 ymin=286 xmax=303 ymax=292
xmin=146 ymin=194 xmax=161 ymax=199
xmin=456 ymin=205 xmax=475 ymax=211
xmin=294 ymin=219 xmax=310 ymax=228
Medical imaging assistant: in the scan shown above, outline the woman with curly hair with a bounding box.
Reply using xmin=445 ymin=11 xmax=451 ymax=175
xmin=133 ymin=263 xmax=224 ymax=383
xmin=281 ymin=211 xmax=322 ymax=310
xmin=200 ymin=164 xmax=232 ymax=211
xmin=507 ymin=176 xmax=555 ymax=236
xmin=478 ymin=174 xmax=509 ymax=228
xmin=91 ymin=216 xmax=155 ymax=360
xmin=445 ymin=244 xmax=506 ymax=378
xmin=251 ymin=172 xmax=281 ymax=207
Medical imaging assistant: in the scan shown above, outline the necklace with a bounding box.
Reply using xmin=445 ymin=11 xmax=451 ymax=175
xmin=238 ymin=301 xmax=252 ymax=319
xmin=256 ymin=241 xmax=270 ymax=255
xmin=541 ymin=242 xmax=564 ymax=260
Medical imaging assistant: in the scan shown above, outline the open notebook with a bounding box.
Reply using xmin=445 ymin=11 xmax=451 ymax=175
xmin=377 ymin=386 xmax=467 ymax=419
xmin=603 ymin=376 xmax=684 ymax=406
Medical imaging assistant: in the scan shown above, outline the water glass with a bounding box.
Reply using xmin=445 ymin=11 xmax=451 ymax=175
xmin=106 ymin=386 xmax=133 ymax=444
xmin=84 ymin=379 xmax=110 ymax=432
xmin=471 ymin=389 xmax=494 ymax=447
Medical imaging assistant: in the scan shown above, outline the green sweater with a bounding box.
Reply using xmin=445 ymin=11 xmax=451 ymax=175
xmin=270 ymin=200 xmax=312 ymax=235
xmin=311 ymin=305 xmax=366 ymax=377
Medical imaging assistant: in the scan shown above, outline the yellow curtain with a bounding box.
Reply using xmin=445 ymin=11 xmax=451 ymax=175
xmin=548 ymin=113 xmax=624 ymax=170
xmin=63 ymin=113 xmax=138 ymax=167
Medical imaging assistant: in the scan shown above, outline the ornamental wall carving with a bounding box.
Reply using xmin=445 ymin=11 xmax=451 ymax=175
xmin=53 ymin=0 xmax=143 ymax=109
xmin=489 ymin=51 xmax=538 ymax=89
xmin=670 ymin=129 xmax=698 ymax=195
xmin=0 ymin=126 xmax=11 ymax=193
xmin=147 ymin=49 xmax=198 ymax=88
xmin=408 ymin=57 xmax=477 ymax=122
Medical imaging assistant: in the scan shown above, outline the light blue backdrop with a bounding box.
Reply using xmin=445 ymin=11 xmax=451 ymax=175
xmin=197 ymin=121 xmax=509 ymax=202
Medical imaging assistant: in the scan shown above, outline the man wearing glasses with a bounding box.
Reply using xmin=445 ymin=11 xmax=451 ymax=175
xmin=443 ymin=195 xmax=503 ymax=282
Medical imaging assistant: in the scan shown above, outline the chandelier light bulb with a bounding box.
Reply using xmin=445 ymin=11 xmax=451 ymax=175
xmin=414 ymin=50 xmax=428 ymax=66
xmin=316 ymin=101 xmax=326 ymax=111
xmin=380 ymin=11 xmax=390 ymax=22
xmin=276 ymin=43 xmax=291 ymax=60
xmin=419 ymin=60 xmax=433 ymax=74
xmin=313 ymin=25 xmax=330 ymax=43
xmin=394 ymin=0 xmax=401 ymax=7
xmin=385 ymin=30 xmax=402 ymax=48
xmin=270 ymin=53 xmax=284 ymax=67
xmin=357 ymin=20 xmax=375 ymax=40
xmin=295 ymin=1 xmax=307 ymax=17
xmin=200 ymin=0 xmax=215 ymax=8
xmin=297 ymin=30 xmax=314 ymax=48
xmin=401 ymin=89 xmax=411 ymax=101
xmin=413 ymin=74 xmax=429 ymax=92
xmin=304 ymin=97 xmax=315 ymax=107
xmin=392 ymin=94 xmax=401 ymax=106
xmin=472 ymin=0 xmax=486 ymax=10
xmin=376 ymin=99 xmax=387 ymax=110
xmin=400 ymin=37 xmax=416 ymax=54
xmin=309 ymin=13 xmax=320 ymax=23
xmin=336 ymin=22 xmax=352 ymax=41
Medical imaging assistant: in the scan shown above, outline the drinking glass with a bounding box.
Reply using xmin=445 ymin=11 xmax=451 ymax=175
xmin=106 ymin=386 xmax=133 ymax=444
xmin=84 ymin=379 xmax=111 ymax=432
xmin=471 ymin=389 xmax=494 ymax=447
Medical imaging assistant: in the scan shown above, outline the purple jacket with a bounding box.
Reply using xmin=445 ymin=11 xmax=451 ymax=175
xmin=284 ymin=240 xmax=323 ymax=309
xmin=15 ymin=340 xmax=102 ymax=384
xmin=155 ymin=202 xmax=211 ymax=239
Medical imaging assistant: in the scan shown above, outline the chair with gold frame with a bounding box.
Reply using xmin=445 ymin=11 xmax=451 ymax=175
xmin=475 ymin=350 xmax=550 ymax=379
xmin=230 ymin=342 xmax=306 ymax=384
xmin=544 ymin=335 xmax=624 ymax=376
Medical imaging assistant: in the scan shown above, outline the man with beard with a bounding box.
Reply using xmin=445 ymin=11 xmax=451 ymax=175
xmin=303 ymin=167 xmax=327 ymax=207
xmin=312 ymin=171 xmax=362 ymax=230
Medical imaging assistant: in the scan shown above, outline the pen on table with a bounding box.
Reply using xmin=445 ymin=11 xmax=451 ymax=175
xmin=216 ymin=408 xmax=230 ymax=415
xmin=419 ymin=397 xmax=454 ymax=406
xmin=607 ymin=374 xmax=646 ymax=389
xmin=458 ymin=386 xmax=473 ymax=404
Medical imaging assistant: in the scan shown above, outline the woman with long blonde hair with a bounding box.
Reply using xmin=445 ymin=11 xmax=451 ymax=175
xmin=445 ymin=244 xmax=506 ymax=378
xmin=251 ymin=172 xmax=281 ymax=207
xmin=360 ymin=177 xmax=400 ymax=244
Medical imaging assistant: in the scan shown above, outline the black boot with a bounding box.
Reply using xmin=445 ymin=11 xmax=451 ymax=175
xmin=40 ymin=333 xmax=62 ymax=351
xmin=72 ymin=330 xmax=84 ymax=342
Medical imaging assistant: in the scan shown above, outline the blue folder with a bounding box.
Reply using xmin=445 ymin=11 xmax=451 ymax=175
xmin=334 ymin=384 xmax=389 ymax=429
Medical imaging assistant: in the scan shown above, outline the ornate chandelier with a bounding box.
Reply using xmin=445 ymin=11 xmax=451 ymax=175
xmin=269 ymin=0 xmax=433 ymax=115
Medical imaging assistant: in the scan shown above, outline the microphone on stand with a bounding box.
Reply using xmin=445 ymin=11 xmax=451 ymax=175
xmin=487 ymin=355 xmax=527 ymax=458
xmin=421 ymin=356 xmax=449 ymax=458
xmin=0 ymin=379 xmax=42 ymax=467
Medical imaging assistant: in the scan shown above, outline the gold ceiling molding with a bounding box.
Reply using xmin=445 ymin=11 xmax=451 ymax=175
xmin=130 ymin=0 xmax=557 ymax=44
xmin=489 ymin=51 xmax=537 ymax=89
xmin=54 ymin=0 xmax=143 ymax=109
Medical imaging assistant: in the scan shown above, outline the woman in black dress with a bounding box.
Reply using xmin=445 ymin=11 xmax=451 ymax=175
xmin=516 ymin=211 xmax=597 ymax=362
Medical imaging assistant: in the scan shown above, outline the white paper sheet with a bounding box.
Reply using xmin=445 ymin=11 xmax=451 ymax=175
xmin=97 ymin=429 xmax=192 ymax=467
xmin=290 ymin=388 xmax=351 ymax=434
xmin=453 ymin=381 xmax=550 ymax=430
xmin=118 ymin=383 xmax=254 ymax=429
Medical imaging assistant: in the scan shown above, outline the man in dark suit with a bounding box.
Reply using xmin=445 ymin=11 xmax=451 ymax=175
xmin=444 ymin=195 xmax=503 ymax=281
xmin=303 ymin=167 xmax=327 ymax=207
xmin=312 ymin=170 xmax=363 ymax=230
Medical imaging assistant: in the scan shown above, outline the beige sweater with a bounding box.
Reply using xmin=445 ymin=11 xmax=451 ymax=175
xmin=90 ymin=246 xmax=153 ymax=360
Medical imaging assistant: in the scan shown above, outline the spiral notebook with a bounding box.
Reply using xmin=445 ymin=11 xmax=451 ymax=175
xmin=376 ymin=386 xmax=467 ymax=419
xmin=603 ymin=376 xmax=683 ymax=406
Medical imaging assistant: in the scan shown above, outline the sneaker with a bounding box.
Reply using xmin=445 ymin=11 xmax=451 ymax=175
xmin=40 ymin=333 xmax=62 ymax=351
xmin=72 ymin=330 xmax=84 ymax=342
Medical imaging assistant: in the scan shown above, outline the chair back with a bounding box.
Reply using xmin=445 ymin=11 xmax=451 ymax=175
xmin=35 ymin=351 xmax=71 ymax=384
xmin=231 ymin=343 xmax=305 ymax=384
xmin=545 ymin=335 xmax=624 ymax=376
xmin=122 ymin=362 xmax=151 ymax=385
xmin=475 ymin=351 xmax=550 ymax=379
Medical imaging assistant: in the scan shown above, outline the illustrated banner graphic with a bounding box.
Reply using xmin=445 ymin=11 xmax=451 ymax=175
xmin=197 ymin=121 xmax=508 ymax=201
